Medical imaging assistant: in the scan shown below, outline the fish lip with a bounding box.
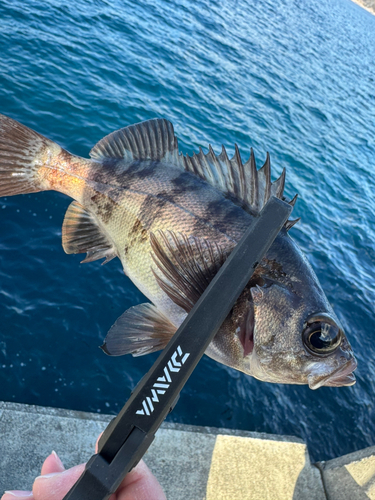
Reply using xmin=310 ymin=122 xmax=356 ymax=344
xmin=323 ymin=372 xmax=356 ymax=388
xmin=308 ymin=358 xmax=357 ymax=390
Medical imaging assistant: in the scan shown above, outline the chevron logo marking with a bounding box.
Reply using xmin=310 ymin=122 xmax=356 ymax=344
xmin=171 ymin=352 xmax=181 ymax=366
xmin=168 ymin=360 xmax=179 ymax=373
xmin=135 ymin=345 xmax=190 ymax=416
xmin=146 ymin=397 xmax=154 ymax=412
xmin=153 ymin=383 xmax=169 ymax=389
xmin=142 ymin=400 xmax=150 ymax=416
xmin=164 ymin=366 xmax=172 ymax=382
xmin=151 ymin=389 xmax=159 ymax=402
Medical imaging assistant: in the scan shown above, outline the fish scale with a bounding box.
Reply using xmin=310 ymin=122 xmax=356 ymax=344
xmin=0 ymin=113 xmax=357 ymax=389
xmin=84 ymin=158 xmax=251 ymax=324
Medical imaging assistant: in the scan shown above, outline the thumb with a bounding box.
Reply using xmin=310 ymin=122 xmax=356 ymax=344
xmin=32 ymin=464 xmax=85 ymax=500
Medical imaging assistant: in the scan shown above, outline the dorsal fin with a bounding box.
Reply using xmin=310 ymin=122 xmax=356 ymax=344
xmin=62 ymin=201 xmax=116 ymax=264
xmin=183 ymin=145 xmax=290 ymax=215
xmin=150 ymin=230 xmax=230 ymax=313
xmin=91 ymin=118 xmax=297 ymax=217
xmin=89 ymin=118 xmax=182 ymax=165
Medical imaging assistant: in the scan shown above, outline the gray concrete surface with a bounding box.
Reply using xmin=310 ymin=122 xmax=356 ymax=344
xmin=318 ymin=445 xmax=375 ymax=500
xmin=0 ymin=402 xmax=216 ymax=500
xmin=0 ymin=401 xmax=373 ymax=499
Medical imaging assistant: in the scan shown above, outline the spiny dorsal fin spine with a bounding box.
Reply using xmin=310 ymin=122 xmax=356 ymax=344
xmin=273 ymin=168 xmax=286 ymax=199
xmin=259 ymin=152 xmax=271 ymax=205
xmin=191 ymin=151 xmax=203 ymax=178
xmin=198 ymin=147 xmax=210 ymax=181
xmin=288 ymin=193 xmax=298 ymax=207
xmin=249 ymin=148 xmax=259 ymax=211
xmin=184 ymin=141 xmax=297 ymax=217
xmin=219 ymin=145 xmax=236 ymax=195
xmin=285 ymin=218 xmax=301 ymax=231
xmin=211 ymin=145 xmax=226 ymax=188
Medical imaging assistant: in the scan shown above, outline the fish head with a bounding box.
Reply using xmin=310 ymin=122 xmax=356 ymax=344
xmin=209 ymin=230 xmax=357 ymax=389
xmin=247 ymin=281 xmax=357 ymax=389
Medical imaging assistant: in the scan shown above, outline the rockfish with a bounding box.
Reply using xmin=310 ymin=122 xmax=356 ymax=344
xmin=0 ymin=114 xmax=357 ymax=389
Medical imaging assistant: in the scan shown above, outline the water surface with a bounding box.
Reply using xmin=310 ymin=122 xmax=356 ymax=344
xmin=0 ymin=0 xmax=374 ymax=462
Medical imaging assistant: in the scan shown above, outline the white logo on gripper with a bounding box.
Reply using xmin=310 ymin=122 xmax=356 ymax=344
xmin=135 ymin=345 xmax=190 ymax=416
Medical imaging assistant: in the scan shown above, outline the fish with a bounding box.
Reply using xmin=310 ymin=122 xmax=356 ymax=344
xmin=0 ymin=114 xmax=357 ymax=389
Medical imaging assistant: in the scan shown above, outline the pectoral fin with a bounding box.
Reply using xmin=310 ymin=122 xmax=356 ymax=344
xmin=150 ymin=230 xmax=231 ymax=313
xmin=62 ymin=201 xmax=116 ymax=264
xmin=101 ymin=303 xmax=177 ymax=357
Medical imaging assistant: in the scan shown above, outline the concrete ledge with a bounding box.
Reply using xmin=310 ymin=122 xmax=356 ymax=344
xmin=0 ymin=401 xmax=369 ymax=499
xmin=206 ymin=434 xmax=325 ymax=500
xmin=318 ymin=445 xmax=375 ymax=499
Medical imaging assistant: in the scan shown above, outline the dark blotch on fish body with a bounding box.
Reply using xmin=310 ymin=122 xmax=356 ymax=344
xmin=0 ymin=113 xmax=357 ymax=390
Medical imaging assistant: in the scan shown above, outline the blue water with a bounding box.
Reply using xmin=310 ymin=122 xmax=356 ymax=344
xmin=0 ymin=0 xmax=374 ymax=463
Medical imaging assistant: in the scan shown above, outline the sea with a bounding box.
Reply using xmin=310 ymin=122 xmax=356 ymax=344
xmin=0 ymin=0 xmax=374 ymax=463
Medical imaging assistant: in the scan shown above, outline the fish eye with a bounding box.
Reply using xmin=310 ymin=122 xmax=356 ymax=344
xmin=302 ymin=315 xmax=342 ymax=356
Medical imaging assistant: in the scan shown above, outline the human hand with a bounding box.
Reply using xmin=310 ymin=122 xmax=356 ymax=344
xmin=1 ymin=436 xmax=166 ymax=500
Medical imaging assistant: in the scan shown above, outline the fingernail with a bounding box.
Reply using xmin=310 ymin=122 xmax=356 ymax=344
xmin=4 ymin=492 xmax=33 ymax=498
xmin=34 ymin=471 xmax=62 ymax=480
xmin=51 ymin=450 xmax=65 ymax=470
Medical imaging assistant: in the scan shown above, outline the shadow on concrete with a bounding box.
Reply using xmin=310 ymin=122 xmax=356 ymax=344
xmin=315 ymin=459 xmax=375 ymax=500
xmin=292 ymin=461 xmax=326 ymax=500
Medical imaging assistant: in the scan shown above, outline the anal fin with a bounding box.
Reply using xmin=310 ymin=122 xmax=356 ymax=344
xmin=101 ymin=303 xmax=177 ymax=356
xmin=62 ymin=201 xmax=116 ymax=264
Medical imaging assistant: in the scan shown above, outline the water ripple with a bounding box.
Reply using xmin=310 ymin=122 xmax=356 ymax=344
xmin=0 ymin=0 xmax=374 ymax=461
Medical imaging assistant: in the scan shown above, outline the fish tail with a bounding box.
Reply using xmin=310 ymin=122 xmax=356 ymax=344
xmin=0 ymin=113 xmax=65 ymax=197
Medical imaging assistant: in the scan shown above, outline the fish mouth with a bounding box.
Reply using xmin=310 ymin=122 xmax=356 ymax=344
xmin=308 ymin=358 xmax=357 ymax=390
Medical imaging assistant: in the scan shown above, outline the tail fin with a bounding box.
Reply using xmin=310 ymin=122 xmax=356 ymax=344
xmin=0 ymin=113 xmax=62 ymax=196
